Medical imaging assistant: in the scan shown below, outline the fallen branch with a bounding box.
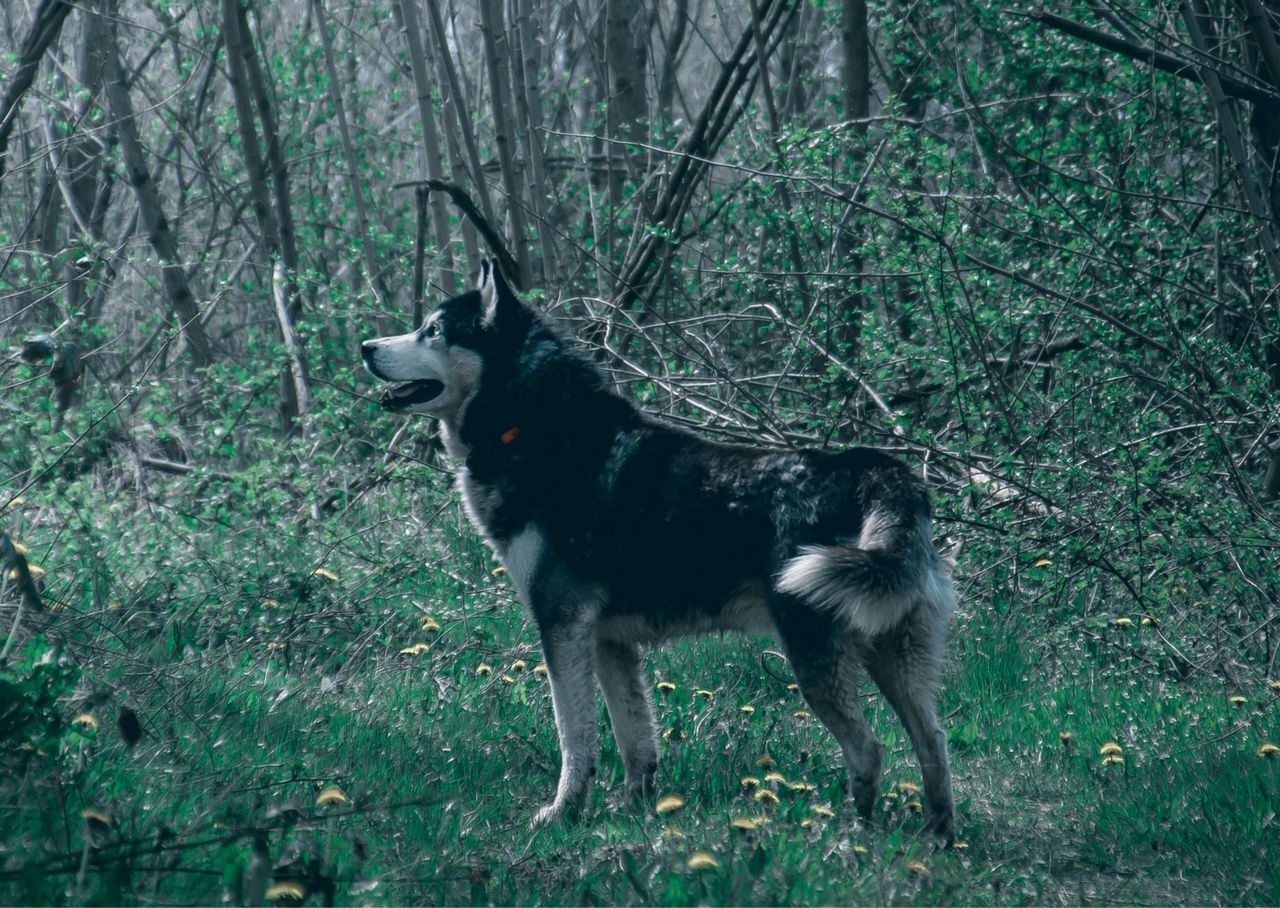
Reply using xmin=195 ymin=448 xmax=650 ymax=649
xmin=395 ymin=179 xmax=522 ymax=287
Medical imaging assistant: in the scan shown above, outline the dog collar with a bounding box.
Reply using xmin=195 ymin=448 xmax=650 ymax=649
xmin=500 ymin=426 xmax=520 ymax=445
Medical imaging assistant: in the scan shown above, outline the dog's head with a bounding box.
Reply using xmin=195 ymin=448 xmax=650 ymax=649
xmin=361 ymin=260 xmax=529 ymax=421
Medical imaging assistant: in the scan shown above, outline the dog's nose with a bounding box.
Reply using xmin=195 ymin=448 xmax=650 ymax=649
xmin=360 ymin=340 xmax=376 ymax=361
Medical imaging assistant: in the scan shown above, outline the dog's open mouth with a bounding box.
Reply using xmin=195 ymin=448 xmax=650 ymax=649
xmin=380 ymin=380 xmax=444 ymax=409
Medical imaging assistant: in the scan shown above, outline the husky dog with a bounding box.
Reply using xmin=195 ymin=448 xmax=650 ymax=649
xmin=362 ymin=262 xmax=956 ymax=843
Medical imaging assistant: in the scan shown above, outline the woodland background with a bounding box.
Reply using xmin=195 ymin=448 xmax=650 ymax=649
xmin=1 ymin=0 xmax=1279 ymax=903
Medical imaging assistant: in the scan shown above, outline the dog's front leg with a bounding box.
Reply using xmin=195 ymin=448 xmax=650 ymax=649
xmin=533 ymin=616 xmax=599 ymax=825
xmin=596 ymin=637 xmax=658 ymax=804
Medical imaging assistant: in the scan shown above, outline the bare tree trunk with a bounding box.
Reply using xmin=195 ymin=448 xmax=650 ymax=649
xmin=842 ymin=0 xmax=870 ymax=123
xmin=747 ymin=0 xmax=808 ymax=298
xmin=837 ymin=0 xmax=870 ymax=352
xmin=478 ymin=0 xmax=532 ymax=286
xmin=222 ymin=0 xmax=309 ymax=429
xmin=656 ymin=0 xmax=690 ymax=123
xmin=237 ymin=1 xmax=302 ymax=312
xmin=399 ymin=0 xmax=458 ymax=295
xmin=103 ymin=10 xmax=213 ymax=367
xmin=777 ymin=1 xmax=815 ymax=121
xmin=1181 ymin=0 xmax=1280 ymax=287
xmin=312 ymin=0 xmax=392 ymax=307
xmin=604 ymin=0 xmax=651 ymax=221
xmin=59 ymin=2 xmax=112 ymax=324
xmin=512 ymin=0 xmax=556 ymax=283
xmin=0 ymin=0 xmax=74 ymax=181
xmin=424 ymin=0 xmax=496 ymax=272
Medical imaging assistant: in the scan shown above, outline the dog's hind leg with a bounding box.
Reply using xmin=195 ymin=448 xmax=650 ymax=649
xmin=866 ymin=607 xmax=955 ymax=845
xmin=773 ymin=606 xmax=884 ymax=823
xmin=595 ymin=637 xmax=658 ymax=804
xmin=533 ymin=615 xmax=600 ymax=825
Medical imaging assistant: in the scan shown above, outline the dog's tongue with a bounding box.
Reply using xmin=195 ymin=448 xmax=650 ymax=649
xmin=389 ymin=383 xmax=423 ymax=400
xmin=381 ymin=380 xmax=444 ymax=408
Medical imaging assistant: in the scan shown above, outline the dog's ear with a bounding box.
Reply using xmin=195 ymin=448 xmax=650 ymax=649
xmin=478 ymin=259 xmax=515 ymax=327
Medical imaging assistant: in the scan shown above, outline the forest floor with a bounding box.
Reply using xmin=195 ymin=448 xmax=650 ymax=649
xmin=2 ymin=479 xmax=1279 ymax=906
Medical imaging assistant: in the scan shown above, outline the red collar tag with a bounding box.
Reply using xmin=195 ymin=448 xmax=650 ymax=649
xmin=500 ymin=426 xmax=520 ymax=445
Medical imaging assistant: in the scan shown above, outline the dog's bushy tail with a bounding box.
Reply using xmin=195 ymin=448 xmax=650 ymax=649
xmin=775 ymin=509 xmax=953 ymax=636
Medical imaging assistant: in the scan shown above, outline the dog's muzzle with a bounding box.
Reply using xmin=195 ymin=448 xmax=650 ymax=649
xmin=361 ymin=341 xmax=445 ymax=410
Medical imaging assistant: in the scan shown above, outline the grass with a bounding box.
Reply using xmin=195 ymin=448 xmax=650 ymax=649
xmin=2 ymin=471 xmax=1279 ymax=906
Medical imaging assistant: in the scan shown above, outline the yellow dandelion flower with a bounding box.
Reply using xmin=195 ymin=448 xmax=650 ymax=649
xmin=266 ymin=881 xmax=307 ymax=901
xmin=754 ymin=789 xmax=780 ymax=805
xmin=501 ymin=674 xmax=515 ymax=684
xmin=786 ymin=683 xmax=800 ymax=691
xmin=1102 ymin=753 xmax=1125 ymax=766
xmin=12 ymin=541 xmax=30 ymax=555
xmin=908 ymin=860 xmax=928 ymax=875
xmin=72 ymin=713 xmax=98 ymax=731
xmin=5 ymin=496 xmax=26 ymax=509
xmin=1141 ymin=615 xmax=1158 ymax=626
xmin=1257 ymin=743 xmax=1280 ymax=758
xmin=903 ymin=799 xmax=922 ymax=813
xmin=1099 ymin=742 xmax=1123 ymax=756
xmin=740 ymin=705 xmax=755 ymax=714
xmin=897 ymin=780 xmax=921 ymax=794
xmin=1113 ymin=617 xmax=1133 ymax=627
xmin=763 ymin=771 xmax=786 ymax=784
xmin=659 ymin=825 xmax=684 ymax=840
xmin=740 ymin=776 xmax=760 ymax=788
xmin=315 ymin=786 xmax=349 ymax=807
xmin=511 ymin=659 xmax=527 ymax=671
xmin=656 ymin=681 xmax=676 ymax=693
xmin=311 ymin=567 xmax=339 ymax=582
xmin=476 ymin=663 xmax=493 ymax=677
xmin=953 ymin=841 xmax=969 ymax=850
xmin=655 ymin=794 xmax=685 ymax=815
xmin=491 ymin=566 xmax=507 ymax=576
xmin=851 ymin=843 xmax=869 ymax=854
xmin=756 ymin=755 xmax=775 ymax=769
xmin=10 ymin=563 xmax=45 ymax=580
xmin=811 ymin=804 xmax=836 ymax=818
xmin=261 ymin=598 xmax=280 ymax=609
xmin=421 ymin=617 xmax=441 ymax=632
xmin=793 ymin=709 xmax=812 ymax=719
xmin=1266 ymin=680 xmax=1280 ymax=692
xmin=1032 ymin=557 xmax=1053 ymax=567
xmin=266 ymin=641 xmax=286 ymax=651
xmin=687 ymin=851 xmax=718 ymax=870
xmin=694 ymin=689 xmax=714 ymax=700
xmin=730 ymin=815 xmax=768 ymax=830
xmin=81 ymin=808 xmax=110 ymax=825
xmin=399 ymin=643 xmax=429 ymax=656
xmin=1229 ymin=695 xmax=1247 ymax=706
xmin=788 ymin=781 xmax=816 ymax=792
xmin=533 ymin=663 xmax=548 ymax=677
xmin=800 ymin=817 xmax=818 ymax=828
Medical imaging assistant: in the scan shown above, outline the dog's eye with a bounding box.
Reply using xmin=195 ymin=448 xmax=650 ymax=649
xmin=422 ymin=322 xmax=442 ymax=340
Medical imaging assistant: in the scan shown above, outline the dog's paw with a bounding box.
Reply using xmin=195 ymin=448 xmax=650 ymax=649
xmin=531 ymin=800 xmax=577 ymax=827
xmin=923 ymin=813 xmax=957 ymax=850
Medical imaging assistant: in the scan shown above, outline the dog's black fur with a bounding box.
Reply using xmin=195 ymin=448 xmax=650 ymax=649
xmin=363 ymin=263 xmax=956 ymax=841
